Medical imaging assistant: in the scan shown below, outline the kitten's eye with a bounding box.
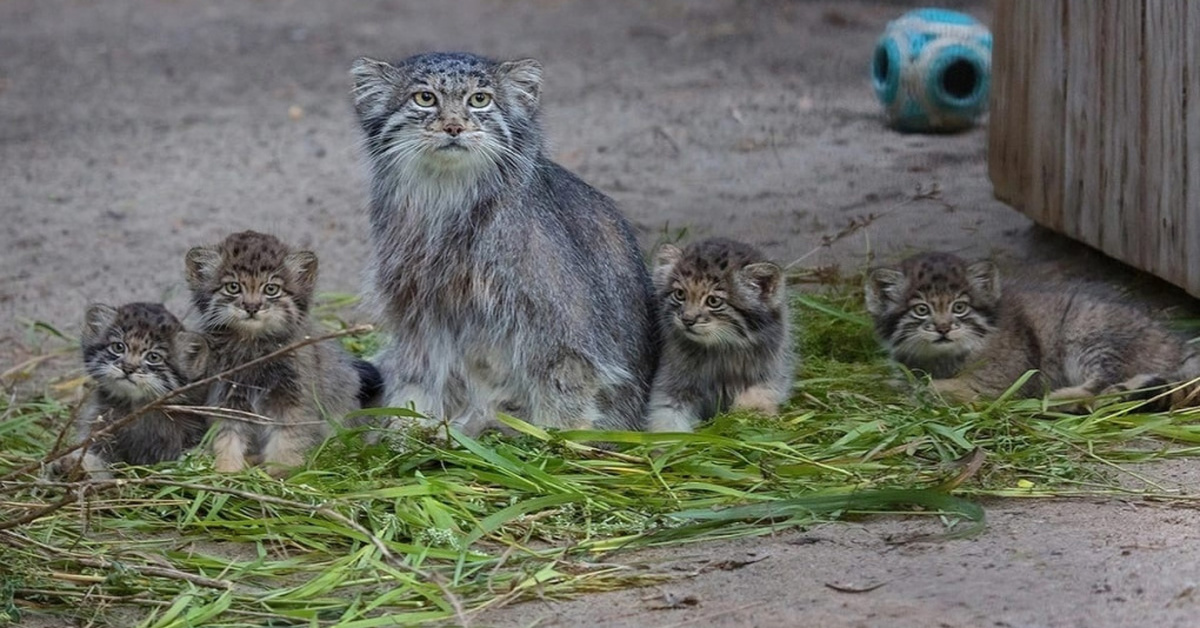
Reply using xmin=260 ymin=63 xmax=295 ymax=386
xmin=670 ymin=288 xmax=686 ymax=302
xmin=412 ymin=91 xmax=438 ymax=107
xmin=467 ymin=92 xmax=492 ymax=108
xmin=262 ymin=283 xmax=282 ymax=298
xmin=911 ymin=303 xmax=931 ymax=317
xmin=705 ymin=295 xmax=725 ymax=309
xmin=223 ymin=282 xmax=242 ymax=296
xmin=144 ymin=351 xmax=164 ymax=365
xmin=108 ymin=341 xmax=126 ymax=355
xmin=951 ymin=302 xmax=970 ymax=315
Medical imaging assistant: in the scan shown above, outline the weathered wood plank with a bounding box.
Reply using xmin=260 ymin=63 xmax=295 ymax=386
xmin=1061 ymin=0 xmax=1101 ymax=250
xmin=990 ymin=0 xmax=1198 ymax=297
xmin=987 ymin=1 xmax=1022 ymax=212
xmin=1143 ymin=1 xmax=1185 ymax=284
xmin=1186 ymin=1 xmax=1200 ymax=293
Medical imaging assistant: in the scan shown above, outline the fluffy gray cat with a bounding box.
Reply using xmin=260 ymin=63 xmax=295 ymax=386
xmin=350 ymin=52 xmax=657 ymax=435
xmin=51 ymin=302 xmax=208 ymax=479
xmin=865 ymin=251 xmax=1200 ymax=407
xmin=186 ymin=231 xmax=373 ymax=474
xmin=645 ymin=238 xmax=794 ymax=432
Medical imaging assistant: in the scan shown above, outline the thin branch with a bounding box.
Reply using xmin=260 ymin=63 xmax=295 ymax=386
xmin=1 ymin=324 xmax=374 ymax=483
xmin=163 ymin=405 xmax=326 ymax=427
xmin=73 ymin=556 xmax=233 ymax=590
xmin=784 ymin=183 xmax=944 ymax=270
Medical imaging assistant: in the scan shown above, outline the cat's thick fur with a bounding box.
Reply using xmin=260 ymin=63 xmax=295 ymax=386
xmin=351 ymin=52 xmax=657 ymax=434
xmin=53 ymin=302 xmax=208 ymax=478
xmin=865 ymin=251 xmax=1200 ymax=406
xmin=186 ymin=231 xmax=373 ymax=474
xmin=646 ymin=238 xmax=794 ymax=432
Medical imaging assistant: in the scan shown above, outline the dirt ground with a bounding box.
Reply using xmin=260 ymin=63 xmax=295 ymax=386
xmin=4 ymin=0 xmax=1200 ymax=626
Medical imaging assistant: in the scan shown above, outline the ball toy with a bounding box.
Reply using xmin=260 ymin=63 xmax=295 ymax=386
xmin=871 ymin=8 xmax=992 ymax=132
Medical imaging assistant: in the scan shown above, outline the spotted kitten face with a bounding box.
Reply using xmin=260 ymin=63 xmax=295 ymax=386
xmin=82 ymin=303 xmax=202 ymax=402
xmin=186 ymin=231 xmax=317 ymax=337
xmin=654 ymin=240 xmax=784 ymax=349
xmin=351 ymin=52 xmax=543 ymax=181
xmin=865 ymin=252 xmax=1000 ymax=365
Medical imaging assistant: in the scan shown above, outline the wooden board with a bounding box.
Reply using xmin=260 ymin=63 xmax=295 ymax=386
xmin=989 ymin=0 xmax=1199 ymax=297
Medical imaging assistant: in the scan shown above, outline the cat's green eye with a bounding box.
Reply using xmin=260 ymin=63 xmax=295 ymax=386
xmin=412 ymin=91 xmax=438 ymax=107
xmin=468 ymin=92 xmax=492 ymax=108
xmin=144 ymin=351 xmax=164 ymax=365
xmin=671 ymin=288 xmax=686 ymax=302
xmin=108 ymin=341 xmax=126 ymax=355
xmin=705 ymin=295 xmax=725 ymax=309
xmin=262 ymin=283 xmax=282 ymax=298
xmin=951 ymin=301 xmax=969 ymax=315
xmin=223 ymin=282 xmax=242 ymax=296
xmin=911 ymin=303 xmax=931 ymax=317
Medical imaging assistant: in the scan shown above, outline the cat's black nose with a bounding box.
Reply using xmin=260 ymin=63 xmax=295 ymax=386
xmin=244 ymin=302 xmax=261 ymax=315
xmin=443 ymin=122 xmax=464 ymax=137
xmin=681 ymin=315 xmax=697 ymax=327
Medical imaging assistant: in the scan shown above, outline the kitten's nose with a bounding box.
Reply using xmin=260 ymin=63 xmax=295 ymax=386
xmin=443 ymin=122 xmax=464 ymax=137
xmin=680 ymin=315 xmax=698 ymax=327
xmin=120 ymin=362 xmax=137 ymax=375
xmin=243 ymin=302 xmax=261 ymax=316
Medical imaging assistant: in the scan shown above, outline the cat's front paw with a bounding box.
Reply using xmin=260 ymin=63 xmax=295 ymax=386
xmin=930 ymin=378 xmax=980 ymax=404
xmin=646 ymin=406 xmax=697 ymax=433
xmin=44 ymin=451 xmax=112 ymax=481
xmin=731 ymin=385 xmax=782 ymax=415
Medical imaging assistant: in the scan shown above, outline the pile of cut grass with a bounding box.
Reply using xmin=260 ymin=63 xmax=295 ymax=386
xmin=3 ymin=284 xmax=1200 ymax=627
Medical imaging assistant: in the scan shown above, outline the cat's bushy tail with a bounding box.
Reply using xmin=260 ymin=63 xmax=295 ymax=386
xmin=353 ymin=358 xmax=384 ymax=408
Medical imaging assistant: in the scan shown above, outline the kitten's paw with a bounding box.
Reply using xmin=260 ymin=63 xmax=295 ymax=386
xmin=646 ymin=407 xmax=697 ymax=433
xmin=930 ymin=378 xmax=980 ymax=404
xmin=45 ymin=451 xmax=112 ymax=481
xmin=731 ymin=386 xmax=782 ymax=415
xmin=212 ymin=428 xmax=251 ymax=473
xmin=1169 ymin=381 xmax=1200 ymax=410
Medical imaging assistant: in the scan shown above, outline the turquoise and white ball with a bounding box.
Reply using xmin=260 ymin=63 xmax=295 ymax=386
xmin=871 ymin=8 xmax=992 ymax=132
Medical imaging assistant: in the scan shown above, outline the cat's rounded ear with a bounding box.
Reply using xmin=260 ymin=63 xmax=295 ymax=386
xmin=864 ymin=267 xmax=906 ymax=316
xmin=185 ymin=246 xmax=221 ymax=288
xmin=497 ymin=58 xmax=543 ymax=111
xmin=351 ymin=57 xmax=400 ymax=120
xmin=966 ymin=260 xmax=1001 ymax=303
xmin=83 ymin=303 xmax=118 ymax=344
xmin=173 ymin=331 xmax=209 ymax=380
xmin=741 ymin=262 xmax=784 ymax=304
xmin=285 ymin=250 xmax=319 ymax=291
xmin=652 ymin=244 xmax=682 ymax=291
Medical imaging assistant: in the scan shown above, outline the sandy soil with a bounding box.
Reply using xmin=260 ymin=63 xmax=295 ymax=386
xmin=4 ymin=0 xmax=1200 ymax=626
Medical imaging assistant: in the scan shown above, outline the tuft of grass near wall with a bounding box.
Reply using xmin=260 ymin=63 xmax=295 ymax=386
xmin=3 ymin=285 xmax=1200 ymax=627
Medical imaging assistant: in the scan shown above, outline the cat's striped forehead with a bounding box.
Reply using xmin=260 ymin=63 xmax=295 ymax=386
xmin=900 ymin=252 xmax=971 ymax=293
xmin=218 ymin=231 xmax=290 ymax=274
xmin=673 ymin=238 xmax=764 ymax=281
xmin=109 ymin=303 xmax=182 ymax=338
xmin=397 ymin=52 xmax=496 ymax=88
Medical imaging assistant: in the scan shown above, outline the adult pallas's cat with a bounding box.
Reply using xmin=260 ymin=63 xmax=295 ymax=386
xmin=351 ymin=52 xmax=656 ymax=435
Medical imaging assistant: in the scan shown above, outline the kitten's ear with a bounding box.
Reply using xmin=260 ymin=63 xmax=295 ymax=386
xmin=350 ymin=57 xmax=400 ymax=120
xmin=741 ymin=262 xmax=784 ymax=304
xmin=497 ymin=58 xmax=543 ymax=111
xmin=83 ymin=304 xmax=118 ymax=344
xmin=652 ymin=244 xmax=682 ymax=291
xmin=185 ymin=246 xmax=221 ymax=288
xmin=284 ymin=250 xmax=319 ymax=291
xmin=173 ymin=331 xmax=209 ymax=380
xmin=966 ymin=260 xmax=1001 ymax=302
xmin=864 ymin=267 xmax=906 ymax=316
